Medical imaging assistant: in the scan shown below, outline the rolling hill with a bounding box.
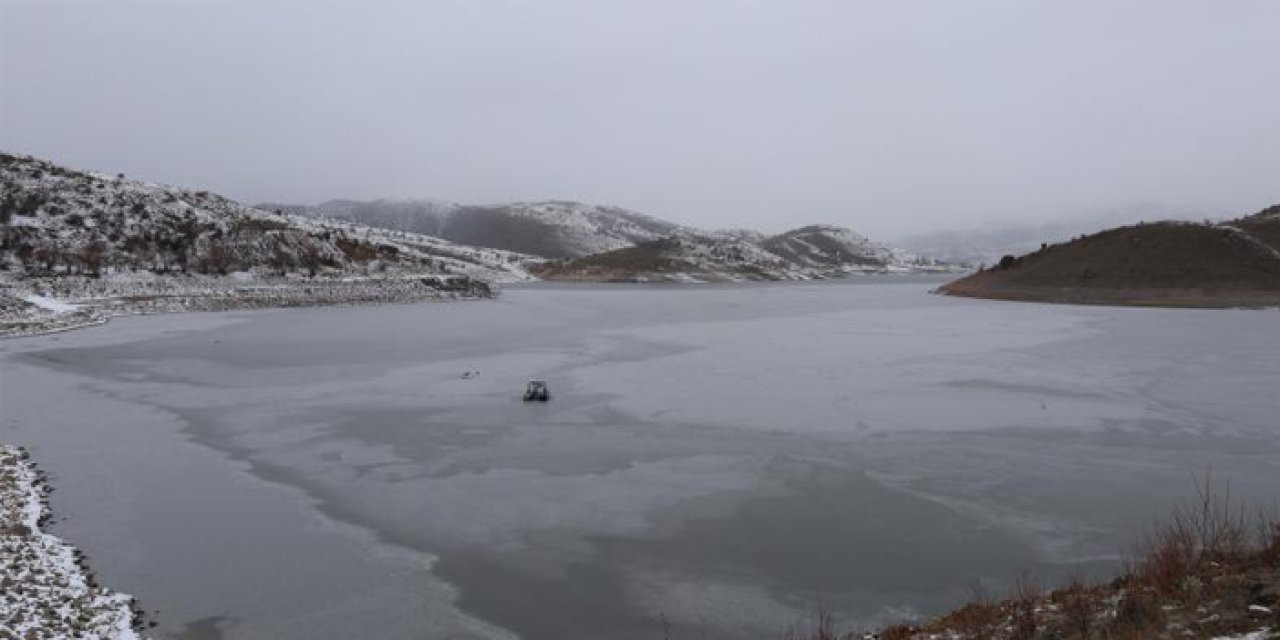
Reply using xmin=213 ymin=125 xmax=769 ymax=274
xmin=533 ymin=226 xmax=956 ymax=282
xmin=762 ymin=224 xmax=909 ymax=269
xmin=939 ymin=205 xmax=1280 ymax=307
xmin=0 ymin=152 xmax=537 ymax=334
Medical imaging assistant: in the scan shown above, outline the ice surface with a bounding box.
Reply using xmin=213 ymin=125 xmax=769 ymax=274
xmin=2 ymin=278 xmax=1277 ymax=640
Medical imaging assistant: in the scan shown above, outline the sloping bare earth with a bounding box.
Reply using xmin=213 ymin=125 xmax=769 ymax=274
xmin=939 ymin=205 xmax=1280 ymax=308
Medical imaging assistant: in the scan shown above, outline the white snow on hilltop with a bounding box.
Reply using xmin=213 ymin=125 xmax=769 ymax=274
xmin=493 ymin=201 xmax=683 ymax=256
xmin=761 ymin=224 xmax=935 ymax=271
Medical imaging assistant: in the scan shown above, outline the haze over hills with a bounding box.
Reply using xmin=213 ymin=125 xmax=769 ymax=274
xmin=940 ymin=204 xmax=1280 ymax=308
xmin=893 ymin=206 xmax=1208 ymax=267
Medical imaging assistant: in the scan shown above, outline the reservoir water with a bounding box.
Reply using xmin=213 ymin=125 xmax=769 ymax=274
xmin=2 ymin=277 xmax=1277 ymax=639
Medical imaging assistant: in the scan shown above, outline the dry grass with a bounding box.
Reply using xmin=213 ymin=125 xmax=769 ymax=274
xmin=783 ymin=478 xmax=1280 ymax=640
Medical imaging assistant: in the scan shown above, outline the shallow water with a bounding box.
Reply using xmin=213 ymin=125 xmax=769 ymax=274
xmin=2 ymin=278 xmax=1277 ymax=639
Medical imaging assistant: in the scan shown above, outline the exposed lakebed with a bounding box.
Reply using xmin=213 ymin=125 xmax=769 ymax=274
xmin=1 ymin=277 xmax=1277 ymax=639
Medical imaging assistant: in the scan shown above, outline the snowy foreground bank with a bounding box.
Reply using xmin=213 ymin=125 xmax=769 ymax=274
xmin=0 ymin=272 xmax=493 ymax=337
xmin=0 ymin=444 xmax=144 ymax=639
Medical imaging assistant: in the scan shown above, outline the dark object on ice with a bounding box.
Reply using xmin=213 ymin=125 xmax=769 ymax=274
xmin=523 ymin=380 xmax=550 ymax=402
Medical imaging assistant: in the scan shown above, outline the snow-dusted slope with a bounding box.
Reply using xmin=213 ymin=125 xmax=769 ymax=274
xmin=762 ymin=225 xmax=907 ymax=269
xmin=1233 ymin=204 xmax=1280 ymax=256
xmin=0 ymin=153 xmax=536 ymax=284
xmin=0 ymin=152 xmax=550 ymax=334
xmin=483 ymin=201 xmax=681 ymax=257
xmin=282 ymin=198 xmax=682 ymax=259
xmin=282 ymin=195 xmax=959 ymax=279
xmin=532 ymin=231 xmax=797 ymax=282
xmin=534 ymin=225 xmax=959 ymax=282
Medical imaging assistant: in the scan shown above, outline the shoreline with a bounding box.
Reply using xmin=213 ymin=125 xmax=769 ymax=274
xmin=844 ymin=487 xmax=1280 ymax=640
xmin=937 ymin=281 xmax=1280 ymax=310
xmin=0 ymin=444 xmax=146 ymax=638
xmin=0 ymin=272 xmax=962 ymax=338
xmin=0 ymin=273 xmax=495 ymax=338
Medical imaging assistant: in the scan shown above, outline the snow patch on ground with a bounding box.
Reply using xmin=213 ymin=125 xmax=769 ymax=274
xmin=1 ymin=444 xmax=144 ymax=639
xmin=1210 ymin=631 xmax=1274 ymax=640
xmin=20 ymin=294 xmax=81 ymax=314
xmin=1 ymin=273 xmax=496 ymax=337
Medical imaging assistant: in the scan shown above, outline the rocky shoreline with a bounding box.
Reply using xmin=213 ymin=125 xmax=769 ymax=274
xmin=0 ymin=273 xmax=494 ymax=337
xmin=0 ymin=444 xmax=145 ymax=639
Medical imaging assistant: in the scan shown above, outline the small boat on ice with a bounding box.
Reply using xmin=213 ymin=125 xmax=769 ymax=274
xmin=523 ymin=380 xmax=550 ymax=402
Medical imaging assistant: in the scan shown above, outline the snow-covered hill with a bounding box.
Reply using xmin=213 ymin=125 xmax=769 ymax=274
xmin=477 ymin=201 xmax=682 ymax=257
xmin=762 ymin=225 xmax=908 ymax=269
xmin=531 ymin=231 xmax=791 ymax=282
xmin=532 ymin=227 xmax=957 ymax=283
xmin=0 ymin=152 xmax=543 ymax=334
xmin=0 ymin=153 xmax=535 ymax=284
xmin=275 ymin=198 xmax=682 ymax=259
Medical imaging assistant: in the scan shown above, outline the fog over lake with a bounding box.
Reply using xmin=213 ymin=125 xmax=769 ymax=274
xmin=2 ymin=279 xmax=1277 ymax=639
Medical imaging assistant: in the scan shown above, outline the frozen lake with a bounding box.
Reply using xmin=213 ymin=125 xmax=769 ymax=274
xmin=2 ymin=277 xmax=1278 ymax=639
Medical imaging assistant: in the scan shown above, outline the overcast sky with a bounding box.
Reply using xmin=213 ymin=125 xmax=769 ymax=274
xmin=2 ymin=1 xmax=1278 ymax=238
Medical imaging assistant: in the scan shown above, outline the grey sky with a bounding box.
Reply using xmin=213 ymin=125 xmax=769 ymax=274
xmin=2 ymin=0 xmax=1278 ymax=238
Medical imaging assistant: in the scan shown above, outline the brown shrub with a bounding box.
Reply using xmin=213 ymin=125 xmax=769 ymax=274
xmin=233 ymin=217 xmax=290 ymax=233
xmin=1110 ymin=588 xmax=1163 ymax=635
xmin=336 ymin=237 xmax=378 ymax=262
xmin=877 ymin=624 xmax=916 ymax=640
xmin=1056 ymin=579 xmax=1102 ymax=639
xmin=935 ymin=601 xmax=1003 ymax=640
xmin=1009 ymin=576 xmax=1041 ymax=640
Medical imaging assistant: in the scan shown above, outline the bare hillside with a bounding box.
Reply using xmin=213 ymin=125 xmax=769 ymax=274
xmin=939 ymin=207 xmax=1280 ymax=308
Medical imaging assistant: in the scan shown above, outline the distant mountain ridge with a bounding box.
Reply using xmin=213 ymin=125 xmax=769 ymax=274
xmin=533 ymin=227 xmax=956 ymax=283
xmin=272 ymin=198 xmax=957 ymax=282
